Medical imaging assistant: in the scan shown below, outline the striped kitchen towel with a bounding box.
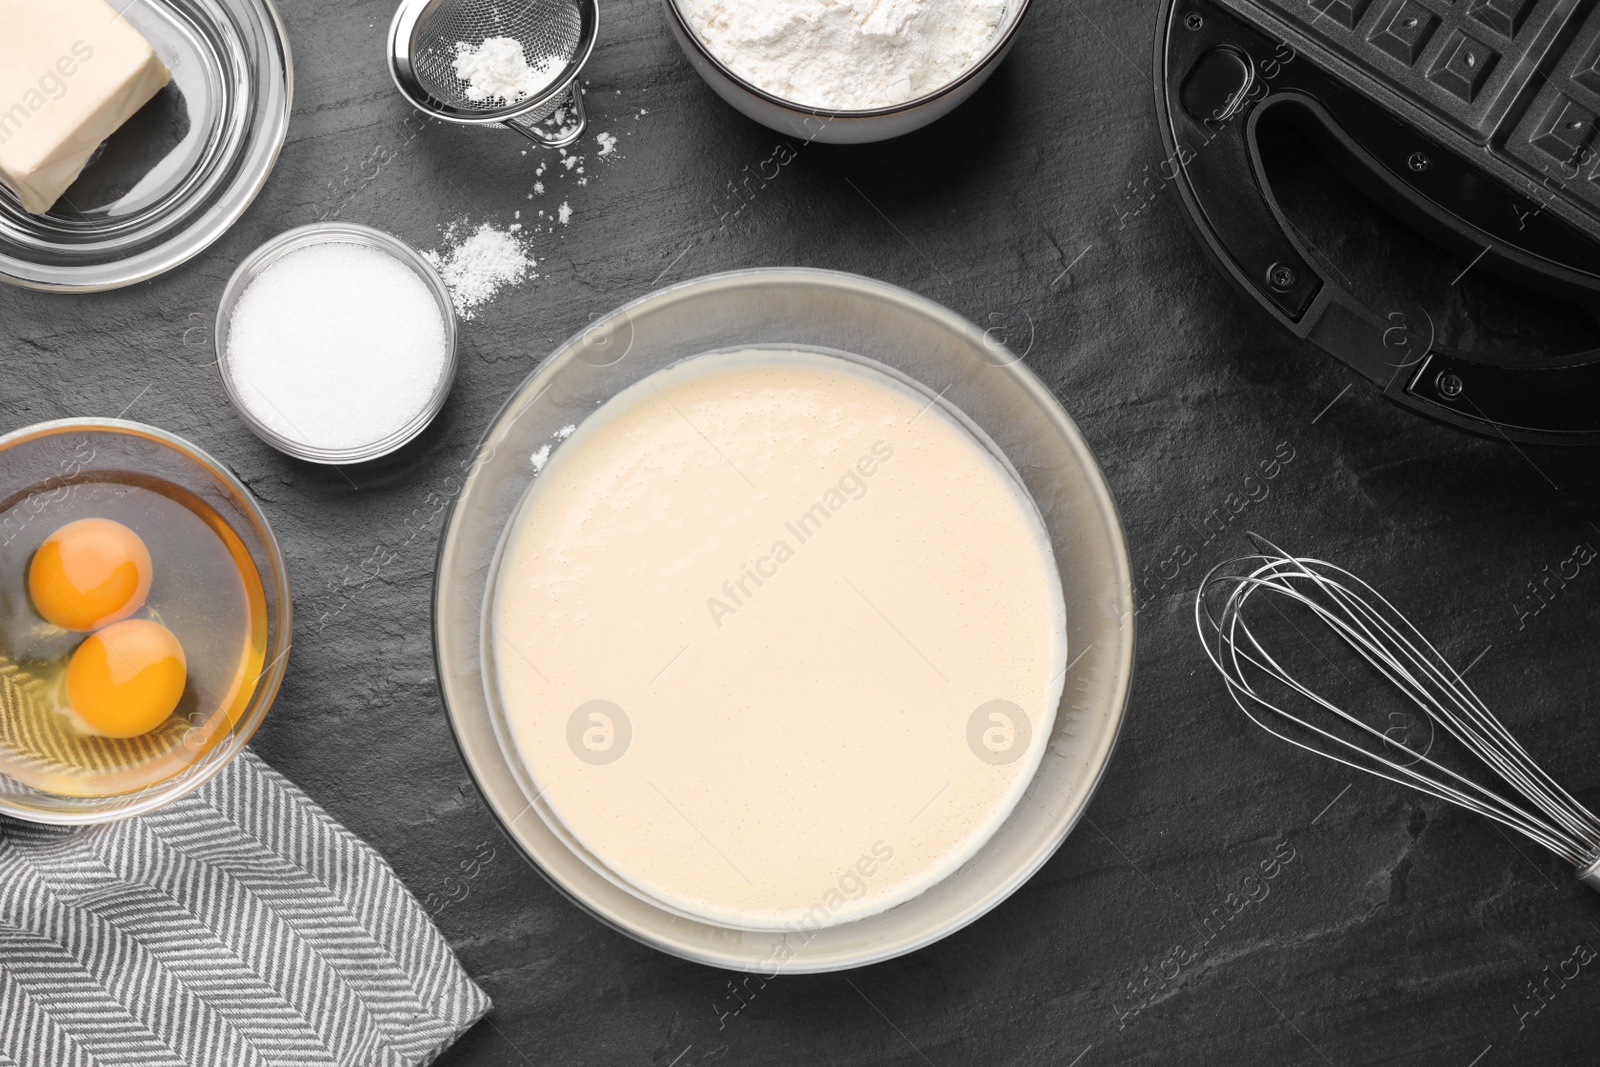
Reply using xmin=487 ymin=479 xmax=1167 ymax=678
xmin=0 ymin=750 xmax=490 ymax=1067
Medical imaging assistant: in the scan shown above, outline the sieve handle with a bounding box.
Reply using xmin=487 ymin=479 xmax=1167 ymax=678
xmin=505 ymin=82 xmax=588 ymax=150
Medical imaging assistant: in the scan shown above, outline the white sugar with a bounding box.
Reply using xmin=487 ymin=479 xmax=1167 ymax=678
xmin=226 ymin=242 xmax=449 ymax=453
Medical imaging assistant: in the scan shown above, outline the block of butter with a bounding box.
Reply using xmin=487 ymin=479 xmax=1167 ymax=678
xmin=0 ymin=0 xmax=171 ymax=215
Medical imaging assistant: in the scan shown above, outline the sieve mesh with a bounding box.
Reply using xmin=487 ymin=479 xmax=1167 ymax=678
xmin=411 ymin=0 xmax=586 ymax=116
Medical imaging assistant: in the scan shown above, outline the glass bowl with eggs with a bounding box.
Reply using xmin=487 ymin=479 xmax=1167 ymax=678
xmin=0 ymin=419 xmax=291 ymax=824
xmin=661 ymin=0 xmax=1033 ymax=143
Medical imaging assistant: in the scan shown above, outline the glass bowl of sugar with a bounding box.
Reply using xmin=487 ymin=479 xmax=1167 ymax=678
xmin=662 ymin=0 xmax=1033 ymax=144
xmin=214 ymin=223 xmax=459 ymax=465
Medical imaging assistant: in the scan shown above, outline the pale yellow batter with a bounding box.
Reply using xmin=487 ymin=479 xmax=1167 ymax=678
xmin=490 ymin=349 xmax=1066 ymax=930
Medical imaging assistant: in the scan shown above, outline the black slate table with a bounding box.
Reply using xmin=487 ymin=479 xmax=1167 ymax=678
xmin=6 ymin=1 xmax=1600 ymax=1064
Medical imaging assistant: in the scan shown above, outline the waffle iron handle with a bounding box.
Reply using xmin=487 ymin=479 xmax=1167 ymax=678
xmin=1257 ymin=91 xmax=1600 ymax=444
xmin=1161 ymin=0 xmax=1600 ymax=445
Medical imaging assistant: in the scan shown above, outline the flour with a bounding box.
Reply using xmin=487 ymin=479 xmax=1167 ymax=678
xmin=423 ymin=221 xmax=536 ymax=319
xmin=679 ymin=0 xmax=1009 ymax=110
xmin=452 ymin=37 xmax=564 ymax=106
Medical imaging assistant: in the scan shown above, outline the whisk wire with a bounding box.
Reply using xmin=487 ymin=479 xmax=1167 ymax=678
xmin=1196 ymin=538 xmax=1600 ymax=877
xmin=1218 ymin=559 xmax=1593 ymax=861
xmin=1210 ymin=579 xmax=1576 ymax=858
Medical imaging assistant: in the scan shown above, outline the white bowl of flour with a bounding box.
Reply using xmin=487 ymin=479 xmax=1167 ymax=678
xmin=664 ymin=0 xmax=1030 ymax=143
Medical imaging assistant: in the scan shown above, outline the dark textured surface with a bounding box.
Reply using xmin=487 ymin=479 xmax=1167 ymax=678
xmin=4 ymin=1 xmax=1600 ymax=1064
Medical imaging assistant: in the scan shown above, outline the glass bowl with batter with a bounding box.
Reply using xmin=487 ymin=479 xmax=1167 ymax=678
xmin=434 ymin=268 xmax=1134 ymax=971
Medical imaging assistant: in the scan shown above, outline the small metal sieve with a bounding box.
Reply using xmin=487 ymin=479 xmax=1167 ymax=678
xmin=388 ymin=0 xmax=598 ymax=149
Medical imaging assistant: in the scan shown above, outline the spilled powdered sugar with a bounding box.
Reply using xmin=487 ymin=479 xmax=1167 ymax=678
xmin=424 ymin=129 xmax=638 ymax=320
xmin=424 ymin=221 xmax=536 ymax=319
xmin=532 ymin=426 xmax=576 ymax=470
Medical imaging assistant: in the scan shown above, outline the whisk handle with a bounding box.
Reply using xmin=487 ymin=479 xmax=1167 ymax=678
xmin=1577 ymin=858 xmax=1600 ymax=893
xmin=506 ymin=82 xmax=588 ymax=150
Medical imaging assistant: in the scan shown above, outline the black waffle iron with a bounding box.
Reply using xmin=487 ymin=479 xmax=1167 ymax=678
xmin=1156 ymin=0 xmax=1600 ymax=445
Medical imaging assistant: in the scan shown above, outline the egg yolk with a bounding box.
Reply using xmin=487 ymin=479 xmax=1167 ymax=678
xmin=29 ymin=518 xmax=153 ymax=632
xmin=65 ymin=619 xmax=188 ymax=739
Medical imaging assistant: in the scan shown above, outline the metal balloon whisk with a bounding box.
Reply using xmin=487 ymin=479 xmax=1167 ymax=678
xmin=1195 ymin=536 xmax=1600 ymax=890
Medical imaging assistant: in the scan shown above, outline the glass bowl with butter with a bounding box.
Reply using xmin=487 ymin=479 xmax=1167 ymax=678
xmin=434 ymin=268 xmax=1135 ymax=971
xmin=0 ymin=0 xmax=292 ymax=293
